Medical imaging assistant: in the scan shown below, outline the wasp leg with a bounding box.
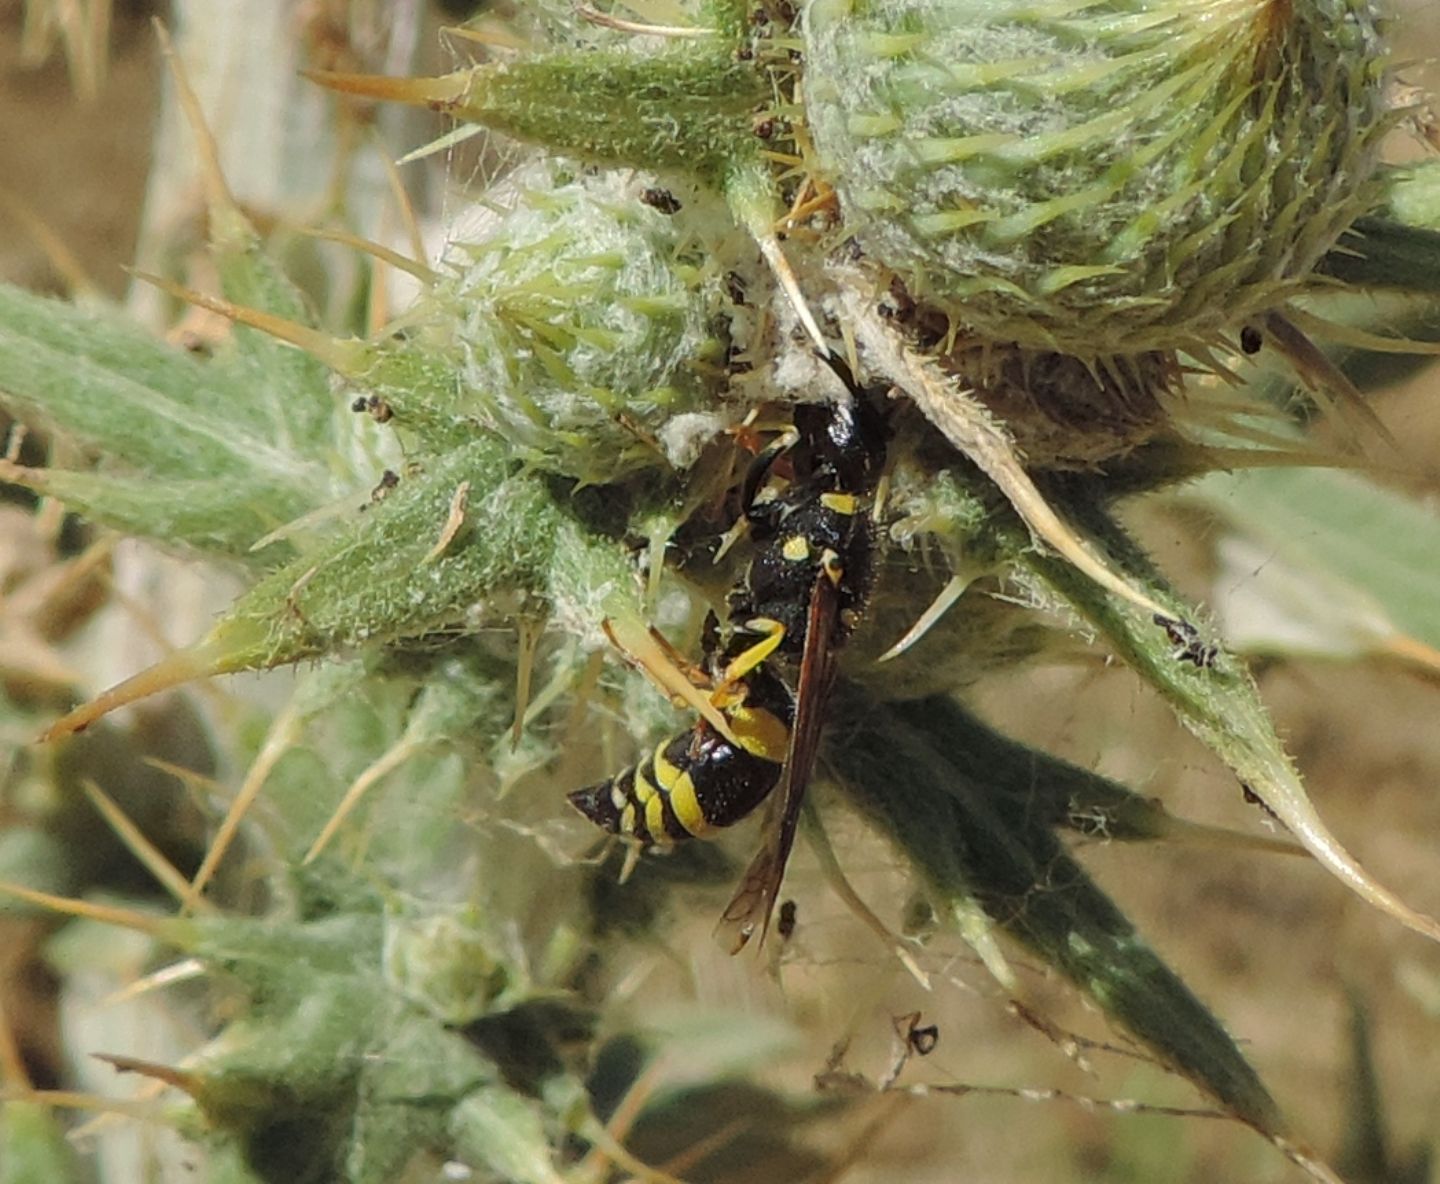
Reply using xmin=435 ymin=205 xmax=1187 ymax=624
xmin=720 ymin=619 xmax=787 ymax=685
xmin=602 ymin=616 xmax=740 ymax=745
xmin=643 ymin=621 xmax=713 ymax=688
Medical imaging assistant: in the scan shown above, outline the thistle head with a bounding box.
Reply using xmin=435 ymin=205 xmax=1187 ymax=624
xmin=803 ymin=0 xmax=1391 ymax=356
xmin=420 ymin=162 xmax=733 ymax=483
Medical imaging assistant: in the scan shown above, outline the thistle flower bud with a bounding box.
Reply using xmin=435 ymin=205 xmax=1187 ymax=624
xmin=803 ymin=0 xmax=1390 ymax=354
xmin=422 ymin=163 xmax=730 ymax=483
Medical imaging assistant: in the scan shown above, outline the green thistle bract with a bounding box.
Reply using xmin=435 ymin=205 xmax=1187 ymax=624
xmin=803 ymin=0 xmax=1390 ymax=354
xmin=421 ymin=163 xmax=730 ymax=483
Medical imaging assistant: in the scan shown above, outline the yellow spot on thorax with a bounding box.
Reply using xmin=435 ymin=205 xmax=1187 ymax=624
xmin=782 ymin=535 xmax=811 ymax=562
xmin=820 ymin=492 xmax=859 ymax=514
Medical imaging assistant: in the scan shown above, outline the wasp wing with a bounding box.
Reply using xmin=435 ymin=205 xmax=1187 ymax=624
xmin=716 ymin=574 xmax=843 ymax=953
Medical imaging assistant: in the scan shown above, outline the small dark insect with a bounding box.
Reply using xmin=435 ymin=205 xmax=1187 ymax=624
xmin=896 ymin=1011 xmax=939 ymax=1056
xmin=640 ymin=186 xmax=682 ymax=214
xmin=177 ymin=331 xmax=214 ymax=356
xmin=910 ymin=1024 xmax=939 ymax=1056
xmin=754 ymin=117 xmax=776 ymax=140
xmin=370 ymin=469 xmax=400 ymax=503
xmin=777 ymin=898 xmax=798 ymax=940
xmin=1240 ymin=324 xmax=1263 ymax=355
xmin=1154 ymin=614 xmax=1217 ymax=668
xmin=352 ymin=394 xmax=394 ymax=423
xmin=1241 ymin=781 xmax=1282 ymax=824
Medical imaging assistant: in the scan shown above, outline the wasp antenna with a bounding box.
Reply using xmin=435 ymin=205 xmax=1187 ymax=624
xmin=602 ymin=615 xmax=741 ymax=745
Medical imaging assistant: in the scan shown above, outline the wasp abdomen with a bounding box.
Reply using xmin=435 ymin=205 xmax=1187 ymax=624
xmin=568 ymin=684 xmax=791 ymax=849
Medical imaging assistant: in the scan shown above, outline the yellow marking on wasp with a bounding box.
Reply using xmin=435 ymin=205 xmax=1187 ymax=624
xmin=652 ymin=742 xmax=683 ymax=790
xmin=728 ymin=705 xmax=790 ymax=763
xmin=631 ymin=765 xmax=660 ymax=806
xmin=821 ymin=548 xmax=844 ymax=585
xmin=603 ymin=617 xmax=741 ymax=746
xmin=782 ymin=535 xmax=811 ymax=562
xmin=820 ymin=492 xmax=859 ymax=515
xmin=644 ymin=791 xmax=670 ymax=843
xmin=619 ymin=802 xmax=638 ymax=837
xmin=667 ymin=772 xmax=711 ymax=837
xmin=723 ymin=621 xmax=787 ymax=682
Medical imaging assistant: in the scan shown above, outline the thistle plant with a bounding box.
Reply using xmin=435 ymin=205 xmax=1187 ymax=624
xmin=1 ymin=3 xmax=1439 ymax=1182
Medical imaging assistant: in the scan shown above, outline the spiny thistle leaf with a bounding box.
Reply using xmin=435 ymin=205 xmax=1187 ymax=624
xmin=1322 ymin=217 xmax=1440 ymax=293
xmin=900 ymin=694 xmax=1299 ymax=855
xmin=828 ymin=684 xmax=1286 ymax=1137
xmin=0 ymin=461 xmax=306 ymax=559
xmin=207 ymin=239 xmax=339 ymax=459
xmin=0 ymin=284 xmax=328 ymax=500
xmin=309 ymin=43 xmax=765 ymax=190
xmin=803 ymin=0 xmax=1390 ymax=354
xmin=1377 ymin=157 xmax=1440 ymax=230
xmin=1012 ymin=487 xmax=1440 ymax=944
xmin=40 ymin=439 xmax=640 ymax=739
xmin=109 ymin=910 xmax=574 ymax=1184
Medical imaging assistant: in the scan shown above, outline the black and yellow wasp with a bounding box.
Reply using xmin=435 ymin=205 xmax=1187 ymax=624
xmin=568 ymin=353 xmax=887 ymax=949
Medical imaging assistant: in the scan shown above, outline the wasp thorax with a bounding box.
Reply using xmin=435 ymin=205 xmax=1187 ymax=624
xmin=427 ymin=163 xmax=731 ymax=484
xmin=803 ymin=0 xmax=1389 ymax=356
